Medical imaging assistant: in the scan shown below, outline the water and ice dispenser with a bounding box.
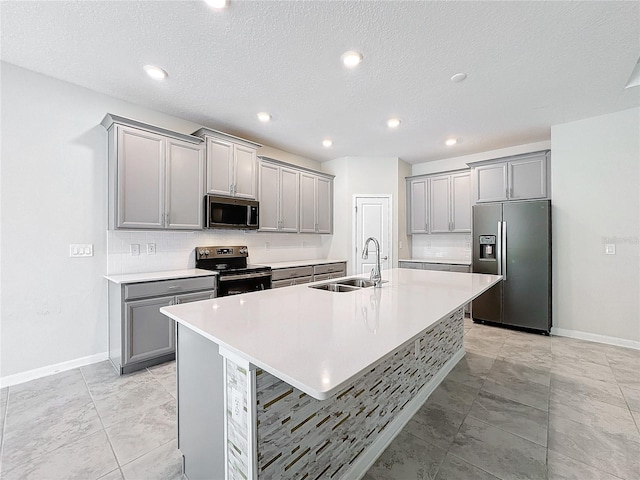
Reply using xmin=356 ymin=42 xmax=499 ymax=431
xmin=479 ymin=235 xmax=496 ymax=260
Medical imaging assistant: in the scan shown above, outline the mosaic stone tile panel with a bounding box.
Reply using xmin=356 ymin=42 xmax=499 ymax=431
xmin=255 ymin=308 xmax=464 ymax=479
xmin=226 ymin=359 xmax=251 ymax=480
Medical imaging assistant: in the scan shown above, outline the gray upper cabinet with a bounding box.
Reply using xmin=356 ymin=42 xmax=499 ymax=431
xmin=409 ymin=178 xmax=429 ymax=234
xmin=193 ymin=128 xmax=262 ymax=200
xmin=300 ymin=172 xmax=333 ymax=234
xmin=407 ymin=170 xmax=471 ymax=234
xmin=258 ymin=159 xmax=299 ymax=232
xmin=259 ymin=157 xmax=333 ymax=234
xmin=469 ymin=150 xmax=549 ymax=203
xmin=316 ymin=176 xmax=332 ymax=234
xmin=429 ymin=175 xmax=451 ymax=233
xmin=102 ymin=114 xmax=205 ymax=230
xmin=166 ymin=138 xmax=205 ymax=230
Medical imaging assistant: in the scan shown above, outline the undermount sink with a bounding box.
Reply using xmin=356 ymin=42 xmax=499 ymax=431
xmin=336 ymin=278 xmax=375 ymax=288
xmin=309 ymin=283 xmax=360 ymax=292
xmin=309 ymin=278 xmax=386 ymax=292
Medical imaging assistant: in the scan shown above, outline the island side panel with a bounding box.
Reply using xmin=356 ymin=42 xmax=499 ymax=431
xmin=255 ymin=308 xmax=464 ymax=479
xmin=224 ymin=356 xmax=258 ymax=480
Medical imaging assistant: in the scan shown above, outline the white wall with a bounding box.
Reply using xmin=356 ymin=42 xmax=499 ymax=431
xmin=322 ymin=157 xmax=409 ymax=274
xmin=0 ymin=63 xmax=325 ymax=382
xmin=551 ymin=108 xmax=640 ymax=344
xmin=411 ymin=140 xmax=551 ymax=176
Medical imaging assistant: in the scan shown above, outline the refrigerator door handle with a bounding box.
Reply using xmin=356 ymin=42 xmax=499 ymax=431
xmin=502 ymin=221 xmax=507 ymax=281
xmin=497 ymin=221 xmax=503 ymax=276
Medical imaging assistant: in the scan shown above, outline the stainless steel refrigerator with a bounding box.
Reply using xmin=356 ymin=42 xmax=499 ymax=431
xmin=472 ymin=199 xmax=551 ymax=333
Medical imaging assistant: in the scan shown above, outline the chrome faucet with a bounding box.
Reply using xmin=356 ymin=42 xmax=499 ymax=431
xmin=362 ymin=236 xmax=383 ymax=287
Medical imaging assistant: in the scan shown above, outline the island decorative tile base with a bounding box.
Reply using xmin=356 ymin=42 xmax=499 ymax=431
xmin=238 ymin=308 xmax=465 ymax=480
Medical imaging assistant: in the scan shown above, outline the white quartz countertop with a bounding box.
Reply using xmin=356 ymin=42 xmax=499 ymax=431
xmin=161 ymin=269 xmax=500 ymax=400
xmin=255 ymin=259 xmax=348 ymax=269
xmin=104 ymin=269 xmax=217 ymax=284
xmin=399 ymin=258 xmax=472 ymax=266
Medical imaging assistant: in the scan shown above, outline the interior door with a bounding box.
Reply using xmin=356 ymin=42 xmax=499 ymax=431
xmin=355 ymin=196 xmax=391 ymax=275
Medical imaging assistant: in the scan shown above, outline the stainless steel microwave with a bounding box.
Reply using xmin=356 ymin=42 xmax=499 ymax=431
xmin=205 ymin=195 xmax=259 ymax=230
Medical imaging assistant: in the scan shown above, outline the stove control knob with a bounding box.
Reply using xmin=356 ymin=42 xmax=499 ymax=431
xmin=204 ymin=250 xmax=210 ymax=256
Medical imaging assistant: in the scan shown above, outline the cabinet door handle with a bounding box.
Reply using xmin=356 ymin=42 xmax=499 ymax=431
xmin=506 ymin=187 xmax=509 ymax=199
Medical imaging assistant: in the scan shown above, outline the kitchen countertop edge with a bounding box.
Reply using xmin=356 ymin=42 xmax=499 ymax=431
xmin=104 ymin=268 xmax=218 ymax=284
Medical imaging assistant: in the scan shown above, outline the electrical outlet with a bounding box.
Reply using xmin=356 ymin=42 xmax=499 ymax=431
xmin=130 ymin=244 xmax=140 ymax=256
xmin=69 ymin=244 xmax=93 ymax=257
xmin=605 ymin=244 xmax=616 ymax=255
xmin=231 ymin=391 xmax=243 ymax=423
xmin=147 ymin=243 xmax=156 ymax=255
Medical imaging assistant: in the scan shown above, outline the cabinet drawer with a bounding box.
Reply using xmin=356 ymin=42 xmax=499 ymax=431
xmin=313 ymin=263 xmax=346 ymax=275
xmin=293 ymin=276 xmax=314 ymax=285
xmin=422 ymin=263 xmax=470 ymax=273
xmin=124 ymin=276 xmax=216 ymax=300
xmin=271 ymin=266 xmax=314 ymax=281
xmin=329 ymin=271 xmax=346 ymax=279
xmin=313 ymin=273 xmax=332 ymax=282
xmin=399 ymin=262 xmax=422 ymax=270
xmin=175 ymin=290 xmax=217 ymax=303
xmin=272 ymin=279 xmax=294 ymax=288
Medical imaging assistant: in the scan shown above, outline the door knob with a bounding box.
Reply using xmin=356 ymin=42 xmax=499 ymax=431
xmin=381 ymin=256 xmax=388 ymax=260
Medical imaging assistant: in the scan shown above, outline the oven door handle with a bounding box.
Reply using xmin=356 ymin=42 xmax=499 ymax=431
xmin=219 ymin=271 xmax=272 ymax=282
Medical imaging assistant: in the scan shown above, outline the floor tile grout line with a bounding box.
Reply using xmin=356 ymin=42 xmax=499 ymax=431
xmin=80 ymin=366 xmax=123 ymax=475
xmin=0 ymin=370 xmax=114 ymax=478
xmin=0 ymin=387 xmax=9 ymax=469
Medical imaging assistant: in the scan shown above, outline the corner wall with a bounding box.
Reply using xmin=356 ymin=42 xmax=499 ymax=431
xmin=0 ymin=62 xmax=324 ymax=383
xmin=551 ymin=108 xmax=639 ymax=344
xmin=323 ymin=157 xmax=408 ymax=274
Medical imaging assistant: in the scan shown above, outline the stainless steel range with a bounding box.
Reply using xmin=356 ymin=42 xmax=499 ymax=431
xmin=195 ymin=246 xmax=271 ymax=297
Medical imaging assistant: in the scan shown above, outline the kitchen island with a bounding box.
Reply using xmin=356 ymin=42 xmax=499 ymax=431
xmin=160 ymin=268 xmax=501 ymax=480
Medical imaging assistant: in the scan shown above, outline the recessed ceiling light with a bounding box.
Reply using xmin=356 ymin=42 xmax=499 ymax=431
xmin=322 ymin=139 xmax=333 ymax=148
xmin=387 ymin=118 xmax=401 ymax=128
xmin=143 ymin=65 xmax=168 ymax=80
xmin=257 ymin=112 xmax=271 ymax=122
xmin=450 ymin=73 xmax=467 ymax=83
xmin=204 ymin=0 xmax=228 ymax=9
xmin=341 ymin=50 xmax=363 ymax=68
xmin=445 ymin=138 xmax=458 ymax=146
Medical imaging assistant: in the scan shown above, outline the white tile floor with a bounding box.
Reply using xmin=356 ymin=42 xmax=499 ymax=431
xmin=1 ymin=319 xmax=639 ymax=479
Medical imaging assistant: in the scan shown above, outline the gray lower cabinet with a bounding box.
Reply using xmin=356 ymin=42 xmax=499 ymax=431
xmin=399 ymin=261 xmax=470 ymax=273
xmin=271 ymin=262 xmax=347 ymax=288
xmin=109 ymin=276 xmax=216 ymax=374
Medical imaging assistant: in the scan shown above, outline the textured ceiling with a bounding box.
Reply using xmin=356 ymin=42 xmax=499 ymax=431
xmin=1 ymin=1 xmax=639 ymax=163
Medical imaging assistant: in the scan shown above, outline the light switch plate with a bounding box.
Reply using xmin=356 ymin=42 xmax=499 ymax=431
xmin=130 ymin=244 xmax=140 ymax=256
xmin=69 ymin=244 xmax=93 ymax=257
xmin=605 ymin=244 xmax=616 ymax=255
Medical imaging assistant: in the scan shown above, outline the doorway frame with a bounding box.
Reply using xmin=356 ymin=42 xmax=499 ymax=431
xmin=351 ymin=194 xmax=394 ymax=276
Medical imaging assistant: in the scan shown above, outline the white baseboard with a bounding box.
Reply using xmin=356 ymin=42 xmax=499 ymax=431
xmin=342 ymin=347 xmax=466 ymax=480
xmin=551 ymin=327 xmax=640 ymax=351
xmin=0 ymin=352 xmax=109 ymax=388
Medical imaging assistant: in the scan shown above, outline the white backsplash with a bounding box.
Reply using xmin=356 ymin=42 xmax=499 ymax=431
xmin=107 ymin=230 xmax=332 ymax=275
xmin=411 ymin=234 xmax=472 ymax=261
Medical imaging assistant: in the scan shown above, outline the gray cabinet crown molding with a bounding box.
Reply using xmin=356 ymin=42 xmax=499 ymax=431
xmin=193 ymin=127 xmax=262 ymax=149
xmin=101 ymin=113 xmax=203 ymax=145
xmin=258 ymin=156 xmax=335 ymax=179
xmin=465 ymin=149 xmax=550 ymax=168
xmin=405 ymin=167 xmax=470 ymax=181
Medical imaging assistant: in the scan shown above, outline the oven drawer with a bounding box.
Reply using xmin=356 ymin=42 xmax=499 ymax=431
xmin=313 ymin=262 xmax=346 ymax=275
xmin=124 ymin=277 xmax=216 ymax=300
xmin=271 ymin=266 xmax=314 ymax=281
